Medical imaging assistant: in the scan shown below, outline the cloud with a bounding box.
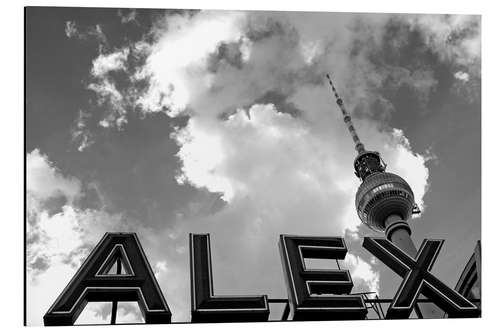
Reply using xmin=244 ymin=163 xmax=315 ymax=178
xmin=27 ymin=149 xmax=81 ymax=202
xmin=452 ymin=70 xmax=479 ymax=104
xmin=381 ymin=67 xmax=438 ymax=106
xmin=133 ymin=10 xmax=247 ymax=117
xmin=65 ymin=21 xmax=78 ymax=38
xmin=385 ymin=128 xmax=430 ymax=211
xmin=86 ymin=48 xmax=134 ymax=129
xmin=71 ymin=110 xmax=94 ymax=152
xmin=117 ymin=9 xmax=138 ymax=25
xmin=87 ymin=78 xmax=128 ymax=128
xmin=82 ymin=43 xmax=153 ymax=133
xmin=26 ymin=149 xmax=142 ymax=325
xmin=345 ymin=253 xmax=380 ymax=294
xmin=26 ymin=204 xmax=129 ymax=325
xmin=454 ymin=71 xmax=470 ymax=82
xmin=64 ymin=21 xmax=108 ymax=46
xmin=91 ymin=48 xmax=130 ymax=77
xmin=403 ymin=15 xmax=481 ymax=104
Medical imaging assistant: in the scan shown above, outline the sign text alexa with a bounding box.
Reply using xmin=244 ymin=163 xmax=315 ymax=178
xmin=43 ymin=232 xmax=479 ymax=325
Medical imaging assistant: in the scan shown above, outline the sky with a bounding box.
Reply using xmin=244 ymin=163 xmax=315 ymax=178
xmin=25 ymin=7 xmax=481 ymax=325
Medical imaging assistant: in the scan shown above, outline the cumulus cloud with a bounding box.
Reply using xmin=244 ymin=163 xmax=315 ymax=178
xmin=133 ymin=11 xmax=247 ymax=116
xmin=27 ymin=208 xmax=126 ymax=325
xmin=91 ymin=48 xmax=130 ymax=77
xmin=27 ymin=149 xmax=81 ymax=203
xmin=345 ymin=253 xmax=380 ymax=294
xmin=26 ymin=149 xmax=144 ymax=325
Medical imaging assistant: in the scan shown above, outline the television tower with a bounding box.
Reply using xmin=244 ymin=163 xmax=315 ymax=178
xmin=326 ymin=74 xmax=440 ymax=318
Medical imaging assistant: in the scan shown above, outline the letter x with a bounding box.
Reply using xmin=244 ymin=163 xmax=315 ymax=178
xmin=363 ymin=238 xmax=480 ymax=319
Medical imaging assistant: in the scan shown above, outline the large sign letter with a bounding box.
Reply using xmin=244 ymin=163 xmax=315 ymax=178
xmin=279 ymin=235 xmax=367 ymax=320
xmin=189 ymin=234 xmax=269 ymax=322
xmin=43 ymin=233 xmax=171 ymax=325
xmin=363 ymin=237 xmax=480 ymax=318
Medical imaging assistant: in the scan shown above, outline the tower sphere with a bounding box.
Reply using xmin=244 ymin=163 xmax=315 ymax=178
xmin=355 ymin=172 xmax=415 ymax=232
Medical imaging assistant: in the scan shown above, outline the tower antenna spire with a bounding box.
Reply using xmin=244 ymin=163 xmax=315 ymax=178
xmin=326 ymin=73 xmax=387 ymax=181
xmin=326 ymin=73 xmax=365 ymax=154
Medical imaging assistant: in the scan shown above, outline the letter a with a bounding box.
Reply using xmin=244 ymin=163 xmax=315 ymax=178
xmin=43 ymin=233 xmax=171 ymax=325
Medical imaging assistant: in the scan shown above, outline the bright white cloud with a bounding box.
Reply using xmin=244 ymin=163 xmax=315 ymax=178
xmin=26 ymin=206 xmax=129 ymax=325
xmin=26 ymin=149 xmax=135 ymax=325
xmin=454 ymin=71 xmax=470 ymax=82
xmin=27 ymin=149 xmax=81 ymax=202
xmin=91 ymin=48 xmax=129 ymax=77
xmin=135 ymin=11 xmax=246 ymax=116
xmin=386 ymin=128 xmax=431 ymax=211
xmin=345 ymin=253 xmax=380 ymax=294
